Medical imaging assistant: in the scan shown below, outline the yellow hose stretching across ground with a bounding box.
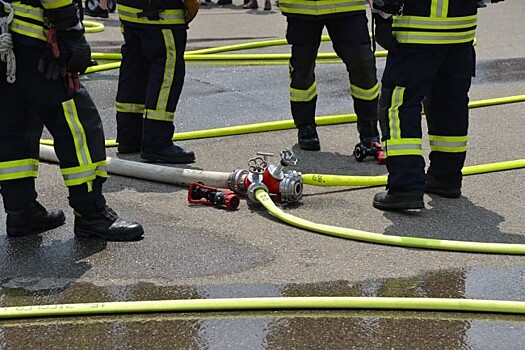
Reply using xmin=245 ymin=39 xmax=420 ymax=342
xmin=0 ymin=296 xmax=524 ymax=320
xmin=254 ymin=190 xmax=525 ymax=255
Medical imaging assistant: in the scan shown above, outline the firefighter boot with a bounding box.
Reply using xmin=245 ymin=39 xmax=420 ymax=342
xmin=373 ymin=191 xmax=424 ymax=211
xmin=425 ymin=174 xmax=461 ymax=198
xmin=141 ymin=144 xmax=196 ymax=164
xmin=242 ymin=0 xmax=258 ymax=8
xmin=74 ymin=205 xmax=144 ymax=241
xmin=6 ymin=201 xmax=66 ymax=237
xmin=297 ymin=125 xmax=320 ymax=151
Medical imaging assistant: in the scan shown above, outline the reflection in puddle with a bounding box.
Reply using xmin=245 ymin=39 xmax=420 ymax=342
xmin=0 ymin=266 xmax=523 ymax=348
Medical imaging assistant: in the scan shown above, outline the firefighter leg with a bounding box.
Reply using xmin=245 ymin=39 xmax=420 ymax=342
xmin=373 ymin=45 xmax=447 ymax=210
xmin=116 ymin=26 xmax=149 ymax=154
xmin=137 ymin=27 xmax=195 ymax=164
xmin=286 ymin=17 xmax=323 ymax=151
xmin=0 ymin=71 xmax=65 ymax=236
xmin=425 ymin=43 xmax=475 ymax=198
xmin=327 ymin=14 xmax=380 ymax=142
xmin=327 ymin=14 xmax=384 ymax=162
xmin=42 ymin=87 xmax=144 ymax=241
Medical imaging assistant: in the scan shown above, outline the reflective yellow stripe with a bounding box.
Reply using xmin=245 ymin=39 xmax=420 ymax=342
xmin=431 ymin=0 xmax=448 ymax=18
xmin=394 ymin=30 xmax=476 ymax=45
xmin=429 ymin=135 xmax=468 ymax=153
xmin=393 ymin=15 xmax=477 ymax=30
xmin=9 ymin=3 xmax=46 ymax=41
xmin=0 ymin=159 xmax=39 ymax=181
xmin=156 ymin=29 xmax=176 ymax=114
xmin=10 ymin=3 xmax=44 ymax=22
xmin=40 ymin=0 xmax=73 ymax=10
xmin=9 ymin=19 xmax=46 ymax=41
xmin=350 ymin=82 xmax=379 ymax=101
xmin=61 ymin=161 xmax=107 ymax=187
xmin=117 ymin=5 xmax=185 ymax=25
xmin=393 ymin=13 xmax=477 ymax=45
xmin=145 ymin=109 xmax=174 ymax=122
xmin=388 ymin=86 xmax=404 ymax=140
xmin=62 ymin=99 xmax=94 ymax=190
xmin=279 ymin=0 xmax=365 ymax=16
xmin=116 ymin=101 xmax=145 ymax=114
xmin=383 ymin=138 xmax=423 ymax=157
xmin=95 ymin=163 xmax=108 ymax=178
xmin=290 ymin=82 xmax=317 ymax=102
xmin=63 ymin=99 xmax=92 ymax=166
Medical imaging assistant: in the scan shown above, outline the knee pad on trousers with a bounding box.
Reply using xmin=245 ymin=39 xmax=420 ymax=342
xmin=289 ymin=46 xmax=318 ymax=89
xmin=338 ymin=44 xmax=377 ymax=88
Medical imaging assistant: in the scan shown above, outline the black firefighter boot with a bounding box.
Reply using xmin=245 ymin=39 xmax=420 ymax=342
xmin=74 ymin=205 xmax=144 ymax=241
xmin=6 ymin=201 xmax=66 ymax=237
xmin=373 ymin=190 xmax=424 ymax=211
xmin=425 ymin=174 xmax=462 ymax=198
xmin=297 ymin=124 xmax=320 ymax=151
xmin=140 ymin=120 xmax=196 ymax=164
xmin=70 ymin=179 xmax=144 ymax=241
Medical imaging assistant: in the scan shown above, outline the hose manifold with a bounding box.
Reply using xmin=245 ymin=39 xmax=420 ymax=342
xmin=228 ymin=149 xmax=303 ymax=203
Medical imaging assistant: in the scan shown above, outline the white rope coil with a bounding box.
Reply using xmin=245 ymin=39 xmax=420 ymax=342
xmin=0 ymin=0 xmax=16 ymax=83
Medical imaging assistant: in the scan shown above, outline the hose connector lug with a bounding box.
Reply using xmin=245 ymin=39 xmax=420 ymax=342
xmin=228 ymin=169 xmax=249 ymax=194
xmin=247 ymin=182 xmax=269 ymax=203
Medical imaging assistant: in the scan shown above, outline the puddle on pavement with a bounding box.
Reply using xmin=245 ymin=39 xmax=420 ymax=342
xmin=0 ymin=266 xmax=523 ymax=349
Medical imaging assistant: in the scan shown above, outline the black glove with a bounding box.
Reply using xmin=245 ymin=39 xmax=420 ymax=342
xmin=372 ymin=0 xmax=404 ymax=16
xmin=38 ymin=30 xmax=91 ymax=94
xmin=374 ymin=14 xmax=398 ymax=52
xmin=38 ymin=3 xmax=91 ymax=95
xmin=64 ymin=35 xmax=92 ymax=74
xmin=38 ymin=28 xmax=67 ymax=80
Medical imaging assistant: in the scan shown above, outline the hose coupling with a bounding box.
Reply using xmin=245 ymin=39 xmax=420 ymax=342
xmin=279 ymin=169 xmax=303 ymax=202
xmin=228 ymin=169 xmax=249 ymax=194
xmin=247 ymin=181 xmax=269 ymax=203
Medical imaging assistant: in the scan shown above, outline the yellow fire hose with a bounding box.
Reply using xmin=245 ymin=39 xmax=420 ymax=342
xmin=84 ymin=20 xmax=104 ymax=34
xmin=254 ymin=189 xmax=525 ymax=254
xmin=1 ymin=296 xmax=524 ymax=320
xmin=303 ymin=159 xmax=525 ymax=187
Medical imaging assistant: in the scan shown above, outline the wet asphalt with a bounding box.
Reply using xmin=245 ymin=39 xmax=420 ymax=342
xmin=0 ymin=1 xmax=524 ymax=349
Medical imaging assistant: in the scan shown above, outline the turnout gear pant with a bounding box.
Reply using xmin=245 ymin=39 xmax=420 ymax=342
xmin=116 ymin=25 xmax=187 ymax=152
xmin=378 ymin=42 xmax=475 ymax=195
xmin=285 ymin=13 xmax=379 ymax=137
xmin=0 ymin=44 xmax=107 ymax=215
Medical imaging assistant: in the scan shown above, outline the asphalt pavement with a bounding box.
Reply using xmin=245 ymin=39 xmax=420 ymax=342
xmin=0 ymin=2 xmax=524 ymax=349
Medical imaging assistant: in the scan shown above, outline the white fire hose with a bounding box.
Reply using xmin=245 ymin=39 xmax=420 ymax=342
xmin=0 ymin=0 xmax=16 ymax=83
xmin=39 ymin=145 xmax=232 ymax=189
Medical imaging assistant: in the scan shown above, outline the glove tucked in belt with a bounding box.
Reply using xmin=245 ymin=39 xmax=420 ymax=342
xmin=37 ymin=3 xmax=91 ymax=96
